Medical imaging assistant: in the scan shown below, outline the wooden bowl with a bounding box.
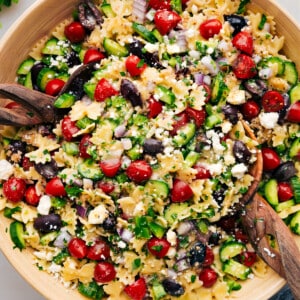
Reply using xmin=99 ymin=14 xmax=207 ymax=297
xmin=0 ymin=0 xmax=300 ymax=299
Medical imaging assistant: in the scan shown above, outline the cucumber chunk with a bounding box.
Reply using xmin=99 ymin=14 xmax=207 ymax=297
xmin=100 ymin=3 xmax=116 ymax=17
xmin=132 ymin=22 xmax=158 ymax=43
xmin=42 ymin=38 xmax=65 ymax=56
xmin=275 ymin=199 xmax=295 ymax=213
xmin=291 ymin=177 xmax=300 ymax=204
xmin=219 ymin=241 xmax=246 ymax=262
xmin=78 ymin=159 xmax=103 ymax=180
xmin=148 ymin=222 xmax=166 ymax=238
xmin=222 ymin=259 xmax=252 ymax=280
xmin=40 ymin=231 xmax=58 ymax=246
xmin=264 ymin=179 xmax=279 ymax=206
xmin=289 ymin=83 xmax=300 ymax=104
xmin=259 ymin=56 xmax=285 ymax=76
xmin=154 ymin=85 xmax=176 ymax=106
xmin=164 ymin=202 xmax=189 ymax=225
xmin=54 ymin=93 xmax=76 ymax=108
xmin=290 ymin=211 xmax=300 ymax=235
xmin=10 ymin=221 xmax=26 ymax=250
xmin=173 ymin=123 xmax=196 ymax=146
xmin=17 ymin=58 xmax=35 ymax=75
xmin=103 ymin=38 xmax=128 ymax=57
xmin=282 ymin=61 xmax=298 ymax=85
xmin=144 ymin=180 xmax=169 ymax=200
xmin=37 ymin=68 xmax=56 ymax=91
xmin=211 ymin=72 xmax=229 ymax=104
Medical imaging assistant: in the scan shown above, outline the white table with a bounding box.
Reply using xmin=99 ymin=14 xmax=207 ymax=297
xmin=0 ymin=0 xmax=300 ymax=299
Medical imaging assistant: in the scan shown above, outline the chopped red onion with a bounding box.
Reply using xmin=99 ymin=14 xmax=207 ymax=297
xmin=177 ymin=221 xmax=195 ymax=235
xmin=169 ymin=30 xmax=187 ymax=53
xmin=118 ymin=228 xmax=134 ymax=243
xmin=81 ymin=95 xmax=92 ymax=105
xmin=201 ymin=55 xmax=219 ymax=76
xmin=167 ymin=269 xmax=177 ymax=279
xmin=121 ymin=138 xmax=132 ymax=150
xmin=203 ymin=75 xmax=211 ymax=85
xmin=175 ymin=258 xmax=190 ymax=272
xmin=194 ymin=73 xmax=205 ymax=85
xmin=76 ymin=205 xmax=87 ymax=218
xmin=258 ymin=67 xmax=273 ymax=79
xmin=53 ymin=229 xmax=72 ymax=248
xmin=121 ymin=156 xmax=131 ymax=169
xmin=132 ymin=0 xmax=147 ymax=23
xmin=114 ymin=124 xmax=127 ymax=138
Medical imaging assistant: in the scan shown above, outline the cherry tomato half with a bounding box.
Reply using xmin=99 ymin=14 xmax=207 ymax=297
xmin=45 ymin=78 xmax=65 ymax=96
xmin=186 ymin=107 xmax=206 ymax=128
xmin=25 ymin=185 xmax=41 ymax=206
xmin=94 ymin=78 xmax=119 ymax=102
xmin=79 ymin=134 xmax=93 ymax=159
xmin=126 ymin=160 xmax=152 ymax=183
xmin=286 ymin=100 xmax=300 ymax=123
xmin=194 ymin=165 xmax=211 ymax=180
xmin=262 ymin=90 xmax=284 ymax=112
xmin=202 ymin=247 xmax=214 ymax=267
xmin=199 ymin=19 xmax=222 ymax=40
xmin=147 ymin=237 xmax=171 ymax=258
xmin=83 ymin=48 xmax=105 ymax=64
xmin=100 ymin=159 xmax=121 ymax=178
xmin=171 ymin=179 xmax=194 ymax=202
xmin=87 ymin=240 xmax=111 ymax=261
xmin=97 ymin=181 xmax=115 ymax=194
xmin=61 ymin=116 xmax=80 ymax=141
xmin=94 ymin=262 xmax=116 ymax=283
xmin=170 ymin=112 xmax=189 ymax=136
xmin=125 ymin=55 xmax=147 ymax=77
xmin=232 ymin=31 xmax=253 ymax=55
xmin=234 ymin=228 xmax=249 ymax=243
xmin=154 ymin=10 xmax=181 ymax=36
xmin=3 ymin=177 xmax=27 ymax=203
xmin=233 ymin=54 xmax=257 ymax=79
xmin=64 ymin=21 xmax=86 ymax=43
xmin=277 ymin=182 xmax=294 ymax=202
xmin=148 ymin=98 xmax=163 ymax=119
xmin=241 ymin=100 xmax=260 ymax=120
xmin=68 ymin=237 xmax=88 ymax=259
xmin=124 ymin=277 xmax=147 ymax=300
xmin=22 ymin=156 xmax=34 ymax=171
xmin=261 ymin=147 xmax=281 ymax=172
xmin=45 ymin=177 xmax=66 ymax=197
xmin=198 ymin=267 xmax=218 ymax=288
xmin=239 ymin=251 xmax=257 ymax=267
xmin=148 ymin=0 xmax=171 ymax=10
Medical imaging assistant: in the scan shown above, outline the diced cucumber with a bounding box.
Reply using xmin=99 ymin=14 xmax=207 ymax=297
xmin=219 ymin=241 xmax=246 ymax=262
xmin=154 ymin=85 xmax=176 ymax=106
xmin=24 ymin=72 xmax=33 ymax=89
xmin=3 ymin=207 xmax=21 ymax=219
xmin=289 ymin=83 xmax=300 ymax=104
xmin=290 ymin=211 xmax=300 ymax=235
xmin=100 ymin=3 xmax=116 ymax=17
xmin=53 ymin=248 xmax=69 ymax=265
xmin=275 ymin=199 xmax=295 ymax=213
xmin=40 ymin=231 xmax=58 ymax=246
xmin=132 ymin=22 xmax=158 ymax=44
xmin=78 ymin=281 xmax=105 ymax=300
xmin=225 ymin=277 xmax=242 ymax=292
xmin=259 ymin=56 xmax=285 ymax=76
xmin=148 ymin=221 xmax=166 ymax=238
xmin=171 ymin=0 xmax=182 ymax=13
xmin=126 ymin=144 xmax=142 ymax=160
xmin=184 ymin=151 xmax=200 ymax=167
xmin=54 ymin=93 xmax=76 ymax=108
xmin=10 ymin=221 xmax=26 ymax=250
xmin=37 ymin=68 xmax=56 ymax=91
xmin=222 ymin=259 xmax=252 ymax=280
xmin=173 ymin=123 xmax=196 ymax=147
xmin=144 ymin=180 xmax=169 ymax=200
xmin=76 ymin=116 xmax=94 ymax=129
xmin=152 ymin=28 xmax=163 ymax=43
xmin=103 ymin=38 xmax=128 ymax=57
xmin=164 ymin=202 xmax=189 ymax=225
xmin=204 ymin=113 xmax=222 ymax=129
xmin=62 ymin=142 xmax=79 ymax=155
xmin=282 ymin=61 xmax=298 ymax=85
xmin=17 ymin=58 xmax=35 ymax=75
xmin=211 ymin=72 xmax=229 ymax=104
xmin=42 ymin=38 xmax=65 ymax=56
xmin=264 ymin=179 xmax=279 ymax=206
xmin=151 ymin=283 xmax=166 ymax=300
xmin=84 ymin=83 xmax=96 ymax=100
xmin=78 ymin=159 xmax=103 ymax=180
xmin=291 ymin=177 xmax=300 ymax=204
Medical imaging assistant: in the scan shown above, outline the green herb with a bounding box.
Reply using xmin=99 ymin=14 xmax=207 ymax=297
xmin=236 ymin=0 xmax=250 ymax=14
xmin=78 ymin=280 xmax=104 ymax=300
xmin=258 ymin=14 xmax=267 ymax=30
xmin=65 ymin=185 xmax=83 ymax=197
xmin=132 ymin=258 xmax=141 ymax=270
xmin=0 ymin=0 xmax=19 ymax=11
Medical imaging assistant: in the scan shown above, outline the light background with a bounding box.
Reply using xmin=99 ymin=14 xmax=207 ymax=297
xmin=0 ymin=0 xmax=300 ymax=299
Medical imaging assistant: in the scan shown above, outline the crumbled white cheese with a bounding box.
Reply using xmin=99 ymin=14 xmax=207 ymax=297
xmin=117 ymin=241 xmax=127 ymax=249
xmin=227 ymin=89 xmax=246 ymax=105
xmin=208 ymin=163 xmax=223 ymax=176
xmin=259 ymin=112 xmax=279 ymax=129
xmin=144 ymin=42 xmax=159 ymax=53
xmin=166 ymin=44 xmax=182 ymax=55
xmin=221 ymin=120 xmax=233 ymax=134
xmin=206 ymin=130 xmax=225 ymax=154
xmin=231 ymin=163 xmax=248 ymax=179
xmin=88 ymin=204 xmax=109 ymax=224
xmin=37 ymin=195 xmax=52 ymax=215
xmin=133 ymin=202 xmax=145 ymax=216
xmin=0 ymin=160 xmax=14 ymax=180
xmin=167 ymin=247 xmax=177 ymax=258
xmin=166 ymin=229 xmax=177 ymax=246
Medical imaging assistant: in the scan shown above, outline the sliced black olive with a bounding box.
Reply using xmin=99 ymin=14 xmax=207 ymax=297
xmin=78 ymin=0 xmax=103 ymax=31
xmin=34 ymin=159 xmax=58 ymax=180
xmin=143 ymin=139 xmax=164 ymax=155
xmin=243 ymin=79 xmax=267 ymax=97
xmin=233 ymin=140 xmax=251 ymax=164
xmin=120 ymin=79 xmax=142 ymax=107
xmin=213 ymin=186 xmax=226 ymax=205
xmin=30 ymin=62 xmax=46 ymax=90
xmin=8 ymin=140 xmax=26 ymax=155
xmin=162 ymin=279 xmax=185 ymax=297
xmin=224 ymin=14 xmax=247 ymax=36
xmin=222 ymin=104 xmax=239 ymax=124
xmin=188 ymin=241 xmax=206 ymax=266
xmin=33 ymin=213 xmax=62 ymax=233
xmin=273 ymin=161 xmax=297 ymax=182
xmin=66 ymin=51 xmax=81 ymax=67
xmin=102 ymin=213 xmax=117 ymax=232
xmin=208 ymin=232 xmax=221 ymax=246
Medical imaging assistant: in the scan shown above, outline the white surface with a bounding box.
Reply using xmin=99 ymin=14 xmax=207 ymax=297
xmin=0 ymin=0 xmax=300 ymax=299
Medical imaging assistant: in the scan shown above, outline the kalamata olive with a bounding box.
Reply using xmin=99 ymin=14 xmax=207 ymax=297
xmin=162 ymin=279 xmax=185 ymax=297
xmin=37 ymin=124 xmax=53 ymax=136
xmin=34 ymin=159 xmax=58 ymax=180
xmin=273 ymin=161 xmax=297 ymax=182
xmin=78 ymin=0 xmax=103 ymax=31
xmin=213 ymin=186 xmax=226 ymax=205
xmin=66 ymin=51 xmax=81 ymax=67
xmin=243 ymin=79 xmax=267 ymax=97
xmin=208 ymin=232 xmax=221 ymax=246
xmin=143 ymin=139 xmax=164 ymax=155
xmin=233 ymin=140 xmax=251 ymax=164
xmin=30 ymin=62 xmax=46 ymax=90
xmin=224 ymin=15 xmax=247 ymax=36
xmin=222 ymin=104 xmax=239 ymax=124
xmin=33 ymin=213 xmax=62 ymax=233
xmin=120 ymin=79 xmax=142 ymax=107
xmin=188 ymin=241 xmax=206 ymax=266
xmin=102 ymin=213 xmax=117 ymax=232
xmin=8 ymin=140 xmax=26 ymax=155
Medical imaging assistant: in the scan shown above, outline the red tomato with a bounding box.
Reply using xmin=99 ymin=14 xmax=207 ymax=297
xmin=79 ymin=134 xmax=93 ymax=159
xmin=234 ymin=229 xmax=249 ymax=243
xmin=186 ymin=107 xmax=206 ymax=128
xmin=171 ymin=179 xmax=194 ymax=202
xmin=3 ymin=177 xmax=26 ymax=203
xmin=148 ymin=98 xmax=163 ymax=118
xmin=125 ymin=55 xmax=147 ymax=77
xmin=262 ymin=90 xmax=284 ymax=112
xmin=25 ymin=185 xmax=41 ymax=206
xmin=154 ymin=10 xmax=181 ymax=36
xmin=83 ymin=48 xmax=105 ymax=64
xmin=61 ymin=116 xmax=79 ymax=141
xmin=199 ymin=19 xmax=222 ymax=40
xmin=194 ymin=165 xmax=211 ymax=179
xmin=277 ymin=182 xmax=294 ymax=202
xmin=232 ymin=54 xmax=257 ymax=79
xmin=148 ymin=0 xmax=171 ymax=10
xmin=22 ymin=156 xmax=34 ymax=171
xmin=5 ymin=102 xmax=21 ymax=109
xmin=126 ymin=160 xmax=152 ymax=183
xmin=232 ymin=31 xmax=253 ymax=55
xmin=68 ymin=237 xmax=88 ymax=259
xmin=286 ymin=100 xmax=300 ymax=123
xmin=199 ymin=268 xmax=218 ymax=288
xmin=94 ymin=262 xmax=116 ymax=283
xmin=124 ymin=278 xmax=147 ymax=300
xmin=94 ymin=78 xmax=119 ymax=102
xmin=239 ymin=251 xmax=257 ymax=267
xmin=45 ymin=177 xmax=66 ymax=197
xmin=45 ymin=78 xmax=65 ymax=96
xmin=64 ymin=21 xmax=86 ymax=43
xmin=201 ymin=83 xmax=212 ymax=103
xmin=261 ymin=148 xmax=281 ymax=171
xmin=87 ymin=240 xmax=111 ymax=261
xmin=170 ymin=112 xmax=189 ymax=136
xmin=241 ymin=100 xmax=260 ymax=120
xmin=147 ymin=237 xmax=171 ymax=258
xmin=203 ymin=247 xmax=214 ymax=267
xmin=100 ymin=159 xmax=121 ymax=178
xmin=97 ymin=181 xmax=115 ymax=194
